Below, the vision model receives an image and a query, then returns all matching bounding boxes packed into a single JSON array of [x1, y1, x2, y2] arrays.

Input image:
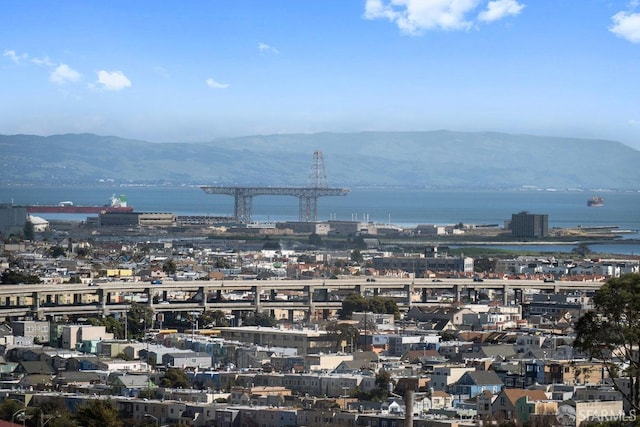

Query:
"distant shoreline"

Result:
[[3, 183, 640, 192]]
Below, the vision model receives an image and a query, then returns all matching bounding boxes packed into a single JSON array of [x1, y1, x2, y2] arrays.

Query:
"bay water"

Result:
[[2, 186, 639, 255]]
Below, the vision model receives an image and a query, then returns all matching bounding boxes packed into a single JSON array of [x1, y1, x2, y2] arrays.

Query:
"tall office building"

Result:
[[511, 211, 549, 238]]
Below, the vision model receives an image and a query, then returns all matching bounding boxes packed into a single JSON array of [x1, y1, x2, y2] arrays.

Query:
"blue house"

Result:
[[450, 370, 503, 398]]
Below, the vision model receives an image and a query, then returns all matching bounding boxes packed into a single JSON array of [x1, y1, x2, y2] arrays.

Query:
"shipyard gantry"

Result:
[[201, 151, 350, 222]]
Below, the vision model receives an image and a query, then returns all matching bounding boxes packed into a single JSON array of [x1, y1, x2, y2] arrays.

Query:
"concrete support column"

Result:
[[454, 285, 462, 303], [421, 288, 429, 303], [31, 291, 40, 309], [513, 288, 524, 305], [503, 285, 510, 306], [32, 291, 41, 319], [145, 288, 153, 308], [252, 285, 261, 312], [306, 285, 315, 321], [98, 289, 106, 310], [404, 284, 412, 305], [198, 286, 207, 310]]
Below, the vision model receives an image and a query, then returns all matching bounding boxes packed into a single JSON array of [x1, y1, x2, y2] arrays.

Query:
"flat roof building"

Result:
[[511, 211, 548, 238]]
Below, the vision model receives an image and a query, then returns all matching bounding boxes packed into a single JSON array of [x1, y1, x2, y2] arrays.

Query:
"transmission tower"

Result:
[[307, 150, 329, 189]]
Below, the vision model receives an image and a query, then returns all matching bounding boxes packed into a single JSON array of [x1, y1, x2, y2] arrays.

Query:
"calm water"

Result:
[[2, 186, 639, 254]]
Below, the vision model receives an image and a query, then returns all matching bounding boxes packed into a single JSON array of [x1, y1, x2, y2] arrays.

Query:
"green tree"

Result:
[[572, 243, 592, 257], [89, 315, 125, 339], [1, 269, 41, 284], [214, 257, 230, 268], [262, 239, 281, 250], [351, 235, 367, 250], [23, 220, 35, 240], [308, 233, 322, 246], [350, 249, 364, 264], [0, 398, 23, 422], [33, 397, 76, 427], [163, 258, 177, 274], [161, 367, 190, 388], [339, 294, 400, 320], [74, 399, 122, 427], [242, 312, 276, 327], [340, 293, 367, 319], [75, 247, 90, 258], [326, 321, 360, 352], [127, 303, 154, 339], [365, 369, 394, 400], [474, 257, 496, 273], [439, 330, 458, 342], [297, 254, 315, 264], [49, 246, 67, 258], [199, 310, 229, 327], [574, 273, 640, 412]]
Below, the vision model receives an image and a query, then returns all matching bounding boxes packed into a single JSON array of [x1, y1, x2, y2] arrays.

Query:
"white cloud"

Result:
[[3, 49, 28, 64], [610, 11, 640, 43], [32, 56, 54, 67], [96, 70, 131, 91], [364, 0, 525, 34], [364, 0, 482, 34], [258, 42, 279, 54], [478, 0, 525, 22], [206, 78, 229, 89], [50, 64, 82, 84]]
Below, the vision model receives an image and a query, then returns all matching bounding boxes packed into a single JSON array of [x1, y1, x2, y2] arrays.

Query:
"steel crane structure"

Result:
[[200, 151, 350, 223]]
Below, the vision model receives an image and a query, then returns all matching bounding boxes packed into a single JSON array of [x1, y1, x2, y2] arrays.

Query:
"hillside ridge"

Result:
[[1, 131, 638, 189]]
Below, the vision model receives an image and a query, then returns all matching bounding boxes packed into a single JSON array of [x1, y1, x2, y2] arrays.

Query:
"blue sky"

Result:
[[3, 0, 640, 150]]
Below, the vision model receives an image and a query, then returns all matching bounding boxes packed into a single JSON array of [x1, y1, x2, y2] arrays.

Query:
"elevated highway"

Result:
[[0, 277, 605, 321]]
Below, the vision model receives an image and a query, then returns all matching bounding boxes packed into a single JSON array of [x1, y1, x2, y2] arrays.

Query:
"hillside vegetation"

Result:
[[1, 131, 638, 189]]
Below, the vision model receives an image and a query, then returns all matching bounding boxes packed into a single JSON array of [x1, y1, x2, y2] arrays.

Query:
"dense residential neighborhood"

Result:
[[0, 214, 639, 426]]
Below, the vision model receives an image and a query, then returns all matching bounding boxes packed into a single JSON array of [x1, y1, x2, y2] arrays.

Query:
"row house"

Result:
[[281, 373, 377, 398], [449, 370, 503, 399]]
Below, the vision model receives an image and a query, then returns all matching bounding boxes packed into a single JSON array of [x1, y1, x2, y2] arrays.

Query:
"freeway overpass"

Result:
[[0, 277, 605, 321]]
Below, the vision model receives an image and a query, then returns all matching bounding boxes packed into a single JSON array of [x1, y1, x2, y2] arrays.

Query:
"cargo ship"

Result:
[[27, 194, 134, 214], [587, 196, 604, 207]]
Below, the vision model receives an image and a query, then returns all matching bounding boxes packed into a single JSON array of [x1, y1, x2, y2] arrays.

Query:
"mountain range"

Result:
[[1, 131, 639, 190]]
